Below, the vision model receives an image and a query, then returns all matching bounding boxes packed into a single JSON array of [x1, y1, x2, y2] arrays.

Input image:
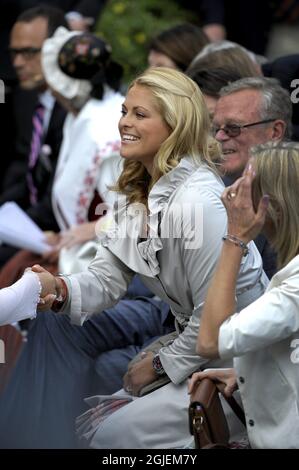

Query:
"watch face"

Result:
[[152, 354, 165, 376]]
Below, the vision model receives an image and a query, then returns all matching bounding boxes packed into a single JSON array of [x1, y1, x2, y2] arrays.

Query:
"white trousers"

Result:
[[89, 381, 246, 449]]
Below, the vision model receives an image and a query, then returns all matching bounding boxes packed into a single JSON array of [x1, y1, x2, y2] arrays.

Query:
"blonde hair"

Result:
[[251, 141, 299, 269], [114, 67, 220, 205]]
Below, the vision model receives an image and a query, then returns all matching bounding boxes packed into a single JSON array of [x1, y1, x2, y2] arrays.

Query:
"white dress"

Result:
[[51, 88, 124, 273], [52, 88, 123, 230], [0, 271, 41, 326]]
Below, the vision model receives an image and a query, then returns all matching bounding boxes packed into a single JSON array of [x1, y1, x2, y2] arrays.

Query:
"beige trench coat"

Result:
[[63, 156, 267, 383]]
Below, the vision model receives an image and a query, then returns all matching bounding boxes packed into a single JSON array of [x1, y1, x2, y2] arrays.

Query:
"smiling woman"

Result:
[[119, 84, 171, 174], [113, 66, 218, 206]]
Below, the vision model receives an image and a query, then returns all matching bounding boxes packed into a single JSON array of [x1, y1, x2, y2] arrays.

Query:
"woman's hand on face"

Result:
[[188, 368, 238, 398], [221, 161, 269, 244]]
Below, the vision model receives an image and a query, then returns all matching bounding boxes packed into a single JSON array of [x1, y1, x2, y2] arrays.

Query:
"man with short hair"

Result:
[[213, 76, 292, 278], [9, 8, 67, 91]]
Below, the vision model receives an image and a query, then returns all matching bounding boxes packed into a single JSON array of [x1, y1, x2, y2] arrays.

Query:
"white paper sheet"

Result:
[[0, 202, 52, 254]]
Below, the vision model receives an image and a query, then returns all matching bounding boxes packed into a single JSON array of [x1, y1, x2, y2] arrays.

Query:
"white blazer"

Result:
[[219, 255, 299, 448]]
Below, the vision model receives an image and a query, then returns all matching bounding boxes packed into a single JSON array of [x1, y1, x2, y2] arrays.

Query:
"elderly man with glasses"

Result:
[[213, 76, 292, 278], [213, 77, 292, 180]]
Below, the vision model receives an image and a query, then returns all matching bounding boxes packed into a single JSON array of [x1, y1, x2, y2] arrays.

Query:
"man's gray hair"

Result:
[[220, 77, 293, 139]]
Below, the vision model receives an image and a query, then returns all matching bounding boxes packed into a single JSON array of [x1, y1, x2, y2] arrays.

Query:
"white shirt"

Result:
[[62, 156, 268, 383], [39, 89, 55, 136], [219, 255, 299, 449], [0, 272, 40, 326]]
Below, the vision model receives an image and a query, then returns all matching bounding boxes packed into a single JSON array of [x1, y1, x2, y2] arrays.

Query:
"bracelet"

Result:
[[51, 277, 68, 313], [222, 234, 249, 256]]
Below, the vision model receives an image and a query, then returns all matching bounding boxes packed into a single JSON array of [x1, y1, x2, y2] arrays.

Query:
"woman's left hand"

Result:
[[123, 352, 157, 396], [188, 368, 238, 398], [222, 161, 269, 244]]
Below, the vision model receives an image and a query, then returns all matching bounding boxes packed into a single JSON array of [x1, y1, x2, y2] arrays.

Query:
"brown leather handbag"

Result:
[[189, 378, 246, 449]]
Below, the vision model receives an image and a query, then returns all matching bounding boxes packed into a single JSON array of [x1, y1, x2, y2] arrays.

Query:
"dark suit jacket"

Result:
[[0, 99, 66, 231]]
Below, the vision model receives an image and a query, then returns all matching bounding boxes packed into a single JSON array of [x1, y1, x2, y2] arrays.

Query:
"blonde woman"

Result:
[[17, 67, 266, 448], [190, 142, 299, 449]]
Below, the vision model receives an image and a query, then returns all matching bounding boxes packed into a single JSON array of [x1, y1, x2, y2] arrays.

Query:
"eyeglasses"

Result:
[[212, 119, 277, 138], [9, 47, 41, 60]]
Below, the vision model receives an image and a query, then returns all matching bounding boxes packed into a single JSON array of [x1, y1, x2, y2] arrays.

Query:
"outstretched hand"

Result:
[[221, 160, 269, 244]]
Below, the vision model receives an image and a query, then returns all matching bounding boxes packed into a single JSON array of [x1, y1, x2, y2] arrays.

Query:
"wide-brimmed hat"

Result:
[[42, 27, 113, 100]]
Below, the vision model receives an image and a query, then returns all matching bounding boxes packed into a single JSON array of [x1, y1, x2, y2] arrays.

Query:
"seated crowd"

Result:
[[0, 4, 298, 450]]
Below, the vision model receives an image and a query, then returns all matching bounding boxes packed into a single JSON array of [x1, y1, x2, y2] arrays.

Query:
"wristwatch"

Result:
[[152, 353, 166, 376]]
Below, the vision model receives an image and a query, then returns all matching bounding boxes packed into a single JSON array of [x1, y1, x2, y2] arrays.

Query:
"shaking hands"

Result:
[[29, 265, 66, 311]]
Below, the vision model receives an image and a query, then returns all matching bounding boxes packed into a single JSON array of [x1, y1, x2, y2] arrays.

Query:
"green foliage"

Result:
[[96, 0, 193, 84]]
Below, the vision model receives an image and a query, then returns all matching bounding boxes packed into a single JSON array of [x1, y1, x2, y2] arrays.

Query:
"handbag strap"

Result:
[[223, 394, 246, 427]]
